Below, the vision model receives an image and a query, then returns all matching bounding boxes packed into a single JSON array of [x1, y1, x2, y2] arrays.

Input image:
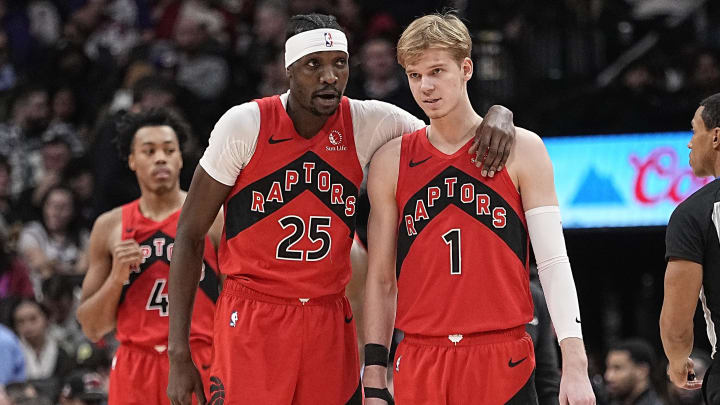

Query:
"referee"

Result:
[[660, 93, 720, 402]]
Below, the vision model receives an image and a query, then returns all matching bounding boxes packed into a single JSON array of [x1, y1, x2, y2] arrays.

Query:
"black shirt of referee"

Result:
[[661, 92, 720, 402]]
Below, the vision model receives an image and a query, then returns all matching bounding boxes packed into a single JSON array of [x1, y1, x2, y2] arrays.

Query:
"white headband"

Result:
[[284, 28, 348, 68]]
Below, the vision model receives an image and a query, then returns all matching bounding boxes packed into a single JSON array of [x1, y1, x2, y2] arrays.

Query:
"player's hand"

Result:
[[168, 354, 206, 405], [668, 357, 703, 390], [110, 240, 142, 285], [468, 104, 515, 177], [559, 366, 595, 405]]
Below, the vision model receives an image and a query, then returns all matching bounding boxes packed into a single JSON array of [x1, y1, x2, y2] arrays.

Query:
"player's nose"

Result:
[[319, 65, 338, 85], [420, 76, 434, 92]]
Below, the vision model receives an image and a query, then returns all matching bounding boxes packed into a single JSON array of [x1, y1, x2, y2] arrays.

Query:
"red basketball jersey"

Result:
[[394, 128, 532, 335], [116, 199, 219, 348], [219, 96, 363, 298]]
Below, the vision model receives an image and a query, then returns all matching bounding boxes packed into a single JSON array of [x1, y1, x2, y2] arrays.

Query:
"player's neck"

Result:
[[138, 186, 185, 221], [427, 98, 481, 154], [286, 93, 329, 139]]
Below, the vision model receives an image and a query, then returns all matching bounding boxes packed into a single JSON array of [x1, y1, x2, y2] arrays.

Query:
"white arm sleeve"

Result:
[[349, 99, 425, 168], [525, 206, 583, 342], [199, 102, 261, 186]]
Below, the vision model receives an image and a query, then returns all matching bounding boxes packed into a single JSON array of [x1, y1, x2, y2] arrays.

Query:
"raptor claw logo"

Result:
[[208, 376, 225, 405]]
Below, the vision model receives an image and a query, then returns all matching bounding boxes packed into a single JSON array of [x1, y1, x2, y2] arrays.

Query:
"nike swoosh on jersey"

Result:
[[508, 356, 527, 368], [344, 314, 353, 323], [269, 134, 293, 144], [409, 156, 431, 167]]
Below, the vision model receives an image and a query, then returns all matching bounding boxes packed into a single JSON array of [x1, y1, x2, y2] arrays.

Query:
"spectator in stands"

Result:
[[0, 221, 34, 300], [0, 322, 25, 386], [173, 10, 229, 102], [49, 86, 89, 147], [0, 85, 51, 197], [18, 185, 89, 283], [0, 29, 18, 112], [255, 51, 288, 98], [58, 370, 107, 405], [11, 298, 74, 383], [17, 128, 78, 222], [41, 275, 83, 356], [0, 155, 20, 227], [4, 381, 52, 405], [345, 36, 423, 119], [604, 339, 665, 405], [62, 157, 94, 229], [91, 75, 179, 218]]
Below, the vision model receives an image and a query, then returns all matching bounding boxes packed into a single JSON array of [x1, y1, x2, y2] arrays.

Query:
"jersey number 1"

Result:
[[442, 229, 462, 275]]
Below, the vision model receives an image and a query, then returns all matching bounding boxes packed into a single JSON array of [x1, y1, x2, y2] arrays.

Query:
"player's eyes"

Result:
[[433, 68, 442, 74], [408, 73, 419, 79], [336, 58, 347, 66]]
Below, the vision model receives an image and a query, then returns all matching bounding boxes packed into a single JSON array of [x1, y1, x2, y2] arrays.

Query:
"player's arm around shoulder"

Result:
[[362, 137, 401, 398], [77, 207, 142, 342]]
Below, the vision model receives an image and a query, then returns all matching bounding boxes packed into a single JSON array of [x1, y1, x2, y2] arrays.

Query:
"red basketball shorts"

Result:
[[393, 326, 537, 405], [108, 340, 212, 405], [208, 280, 362, 404]]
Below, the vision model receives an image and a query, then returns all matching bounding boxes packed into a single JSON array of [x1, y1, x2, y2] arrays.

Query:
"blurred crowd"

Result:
[[0, 0, 717, 404]]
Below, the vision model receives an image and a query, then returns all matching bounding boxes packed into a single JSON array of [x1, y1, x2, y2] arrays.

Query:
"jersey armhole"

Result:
[[120, 201, 138, 240], [395, 133, 414, 223], [341, 97, 364, 178]]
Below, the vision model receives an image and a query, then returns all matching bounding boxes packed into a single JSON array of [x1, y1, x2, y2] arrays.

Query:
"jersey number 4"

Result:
[[146, 279, 169, 316], [442, 229, 462, 275], [276, 216, 332, 261]]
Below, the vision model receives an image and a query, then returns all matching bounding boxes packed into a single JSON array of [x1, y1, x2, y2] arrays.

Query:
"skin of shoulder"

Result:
[[91, 207, 123, 258], [504, 127, 558, 210], [505, 127, 548, 182]]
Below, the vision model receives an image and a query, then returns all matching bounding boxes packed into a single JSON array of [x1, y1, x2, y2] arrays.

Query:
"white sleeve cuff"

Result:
[[526, 206, 583, 341]]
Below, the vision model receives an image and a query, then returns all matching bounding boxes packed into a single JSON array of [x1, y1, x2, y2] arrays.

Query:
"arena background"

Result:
[[0, 0, 719, 403]]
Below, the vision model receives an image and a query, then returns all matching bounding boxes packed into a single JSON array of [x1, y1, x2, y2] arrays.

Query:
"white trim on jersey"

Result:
[[700, 287, 718, 359], [708, 201, 720, 359], [198, 93, 425, 187]]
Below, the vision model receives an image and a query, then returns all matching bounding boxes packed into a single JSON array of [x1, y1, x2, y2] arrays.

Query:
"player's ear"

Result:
[[128, 153, 136, 171], [462, 57, 473, 82], [713, 127, 720, 149]]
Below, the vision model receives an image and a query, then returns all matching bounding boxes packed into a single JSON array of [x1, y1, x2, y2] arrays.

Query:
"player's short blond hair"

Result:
[[396, 13, 472, 68]]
